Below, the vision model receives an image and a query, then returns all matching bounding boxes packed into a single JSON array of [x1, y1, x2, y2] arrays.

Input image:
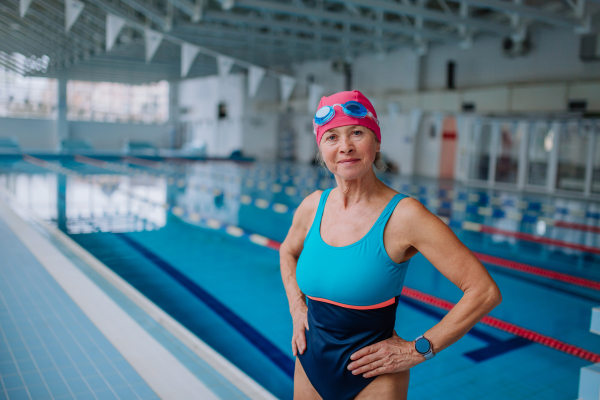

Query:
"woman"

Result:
[[279, 90, 502, 400]]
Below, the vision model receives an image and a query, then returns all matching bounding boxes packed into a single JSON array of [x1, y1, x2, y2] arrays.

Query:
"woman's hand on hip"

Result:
[[347, 330, 423, 378], [291, 303, 309, 357]]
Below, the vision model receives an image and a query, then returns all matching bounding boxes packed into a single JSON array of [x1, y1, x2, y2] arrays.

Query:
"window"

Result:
[[0, 55, 57, 119], [67, 80, 169, 124]]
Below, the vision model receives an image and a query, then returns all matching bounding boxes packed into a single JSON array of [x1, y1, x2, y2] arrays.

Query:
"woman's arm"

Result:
[[279, 190, 321, 356], [348, 198, 502, 376]]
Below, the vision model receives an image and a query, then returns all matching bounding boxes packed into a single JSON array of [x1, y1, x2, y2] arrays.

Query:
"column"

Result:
[[55, 75, 68, 150]]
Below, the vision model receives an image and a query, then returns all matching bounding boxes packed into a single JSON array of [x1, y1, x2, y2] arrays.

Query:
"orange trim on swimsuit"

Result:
[[307, 296, 395, 310]]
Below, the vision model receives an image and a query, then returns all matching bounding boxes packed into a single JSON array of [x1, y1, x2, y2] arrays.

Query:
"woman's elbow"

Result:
[[485, 284, 502, 309]]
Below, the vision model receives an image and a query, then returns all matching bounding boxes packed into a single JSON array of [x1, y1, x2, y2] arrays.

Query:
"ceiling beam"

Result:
[[200, 10, 409, 48], [458, 0, 584, 28], [234, 0, 460, 41], [335, 0, 514, 35]]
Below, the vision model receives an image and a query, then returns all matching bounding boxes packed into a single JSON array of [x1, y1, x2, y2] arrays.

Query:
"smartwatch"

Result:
[[414, 335, 435, 360]]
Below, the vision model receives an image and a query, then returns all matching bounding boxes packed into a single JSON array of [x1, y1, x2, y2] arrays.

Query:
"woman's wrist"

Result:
[[411, 340, 428, 364], [289, 298, 307, 314]]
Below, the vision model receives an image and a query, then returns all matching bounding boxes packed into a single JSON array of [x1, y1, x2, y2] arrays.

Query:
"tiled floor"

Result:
[[0, 218, 160, 400]]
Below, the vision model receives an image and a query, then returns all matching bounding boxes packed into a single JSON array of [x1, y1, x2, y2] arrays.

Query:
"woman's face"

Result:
[[319, 124, 380, 179]]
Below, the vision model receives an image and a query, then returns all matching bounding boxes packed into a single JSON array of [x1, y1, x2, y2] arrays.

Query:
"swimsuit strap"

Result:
[[306, 188, 332, 242], [374, 193, 409, 241]]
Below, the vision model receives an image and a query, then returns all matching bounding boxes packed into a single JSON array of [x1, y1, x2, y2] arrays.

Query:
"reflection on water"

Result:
[[0, 170, 167, 234], [0, 158, 599, 261]]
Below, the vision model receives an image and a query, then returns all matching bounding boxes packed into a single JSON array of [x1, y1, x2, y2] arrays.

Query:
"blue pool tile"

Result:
[[74, 394, 96, 400], [47, 380, 71, 398], [5, 388, 29, 400], [10, 350, 29, 361], [60, 366, 82, 381], [16, 359, 36, 373], [6, 339, 24, 352], [131, 383, 158, 399], [77, 364, 97, 377], [21, 371, 43, 387], [2, 375, 24, 390], [27, 384, 52, 399], [35, 357, 54, 370], [0, 362, 17, 375], [112, 385, 139, 400], [85, 376, 109, 392], [53, 355, 73, 368], [0, 390, 6, 400], [120, 369, 145, 385], [30, 348, 48, 360], [96, 361, 116, 376], [95, 389, 118, 400], [103, 372, 126, 388], [66, 379, 90, 394], [41, 369, 62, 384]]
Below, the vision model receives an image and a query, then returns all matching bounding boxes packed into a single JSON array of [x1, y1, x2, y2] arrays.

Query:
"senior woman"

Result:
[[279, 90, 502, 400]]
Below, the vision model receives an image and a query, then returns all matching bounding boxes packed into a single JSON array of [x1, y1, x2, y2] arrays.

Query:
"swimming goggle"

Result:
[[313, 101, 379, 127]]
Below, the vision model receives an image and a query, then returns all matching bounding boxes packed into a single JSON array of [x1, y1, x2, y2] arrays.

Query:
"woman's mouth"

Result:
[[339, 159, 359, 165]]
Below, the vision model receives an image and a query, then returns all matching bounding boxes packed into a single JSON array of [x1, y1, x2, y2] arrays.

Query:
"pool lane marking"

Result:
[[182, 216, 600, 364], [473, 252, 600, 291], [554, 220, 600, 234], [402, 287, 600, 363], [478, 224, 600, 255], [399, 297, 532, 362], [113, 233, 296, 379]]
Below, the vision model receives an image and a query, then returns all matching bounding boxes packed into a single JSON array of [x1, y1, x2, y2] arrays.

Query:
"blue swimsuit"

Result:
[[296, 188, 411, 400]]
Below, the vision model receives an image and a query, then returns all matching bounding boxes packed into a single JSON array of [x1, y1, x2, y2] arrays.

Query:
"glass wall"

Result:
[[0, 65, 57, 119], [67, 80, 169, 124], [527, 122, 553, 187], [556, 121, 588, 192], [494, 122, 521, 184], [468, 122, 492, 181]]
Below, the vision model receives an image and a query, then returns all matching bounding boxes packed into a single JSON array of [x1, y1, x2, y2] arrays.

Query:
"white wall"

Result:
[[0, 118, 55, 150], [290, 114, 317, 164], [291, 28, 600, 98], [422, 29, 600, 90], [69, 121, 168, 150], [414, 113, 443, 178], [179, 74, 245, 158], [0, 117, 169, 151]]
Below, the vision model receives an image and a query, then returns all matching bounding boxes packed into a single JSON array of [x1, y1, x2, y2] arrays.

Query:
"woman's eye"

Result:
[[352, 131, 363, 136], [327, 135, 336, 140]]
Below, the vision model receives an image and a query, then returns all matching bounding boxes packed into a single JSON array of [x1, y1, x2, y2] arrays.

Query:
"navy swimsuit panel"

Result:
[[298, 296, 400, 400]]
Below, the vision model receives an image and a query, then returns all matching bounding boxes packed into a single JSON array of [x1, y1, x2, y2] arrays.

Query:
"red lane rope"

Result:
[[473, 252, 600, 291], [401, 287, 600, 363], [480, 225, 600, 255], [554, 220, 600, 235]]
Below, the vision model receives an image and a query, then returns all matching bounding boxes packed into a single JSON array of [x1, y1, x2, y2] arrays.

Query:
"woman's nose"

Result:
[[339, 137, 354, 153]]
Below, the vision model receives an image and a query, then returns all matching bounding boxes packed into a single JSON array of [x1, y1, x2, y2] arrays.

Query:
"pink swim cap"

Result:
[[313, 90, 381, 146]]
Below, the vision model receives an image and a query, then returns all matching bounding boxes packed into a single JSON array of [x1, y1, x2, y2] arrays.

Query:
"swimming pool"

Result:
[[2, 154, 600, 399]]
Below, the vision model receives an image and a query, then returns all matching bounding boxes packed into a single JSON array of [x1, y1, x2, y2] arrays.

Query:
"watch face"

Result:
[[415, 337, 431, 354]]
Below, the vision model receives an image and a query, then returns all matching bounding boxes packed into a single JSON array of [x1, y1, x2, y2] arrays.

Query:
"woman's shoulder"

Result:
[[296, 189, 324, 218], [389, 193, 432, 227]]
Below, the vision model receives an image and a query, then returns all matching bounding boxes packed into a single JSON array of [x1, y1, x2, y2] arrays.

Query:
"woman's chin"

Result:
[[334, 167, 367, 180]]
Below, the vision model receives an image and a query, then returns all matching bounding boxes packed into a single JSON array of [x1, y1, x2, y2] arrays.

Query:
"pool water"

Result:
[[2, 155, 600, 400]]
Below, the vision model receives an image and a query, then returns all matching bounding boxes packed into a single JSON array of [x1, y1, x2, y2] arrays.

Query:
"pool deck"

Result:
[[0, 196, 275, 400]]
